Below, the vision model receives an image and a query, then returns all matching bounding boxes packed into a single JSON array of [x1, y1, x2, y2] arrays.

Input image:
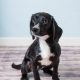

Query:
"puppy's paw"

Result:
[[52, 76, 60, 80], [21, 77, 28, 80], [52, 78, 60, 80], [21, 78, 27, 80], [52, 73, 60, 80]]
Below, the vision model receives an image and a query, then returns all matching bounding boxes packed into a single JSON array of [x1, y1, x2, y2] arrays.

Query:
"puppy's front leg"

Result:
[[32, 60, 41, 80], [52, 58, 60, 80]]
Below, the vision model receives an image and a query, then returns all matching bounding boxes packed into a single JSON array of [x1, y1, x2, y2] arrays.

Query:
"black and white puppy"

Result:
[[12, 12, 63, 80]]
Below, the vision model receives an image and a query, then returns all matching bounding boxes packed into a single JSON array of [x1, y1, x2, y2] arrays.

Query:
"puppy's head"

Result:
[[30, 12, 63, 41], [30, 12, 52, 36]]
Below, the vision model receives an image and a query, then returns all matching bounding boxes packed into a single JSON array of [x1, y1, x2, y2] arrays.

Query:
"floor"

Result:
[[0, 46, 80, 80]]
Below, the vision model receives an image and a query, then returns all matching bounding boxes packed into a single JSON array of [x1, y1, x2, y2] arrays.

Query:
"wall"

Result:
[[0, 0, 80, 37]]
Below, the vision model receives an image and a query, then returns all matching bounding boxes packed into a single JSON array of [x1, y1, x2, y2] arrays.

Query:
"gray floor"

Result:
[[0, 46, 80, 80]]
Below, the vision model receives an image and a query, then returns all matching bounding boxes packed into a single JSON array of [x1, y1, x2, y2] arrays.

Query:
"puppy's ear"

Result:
[[30, 15, 35, 40], [51, 16, 63, 42]]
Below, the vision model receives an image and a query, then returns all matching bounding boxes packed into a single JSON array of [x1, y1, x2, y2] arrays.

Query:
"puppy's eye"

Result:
[[42, 18, 48, 24], [35, 15, 39, 19]]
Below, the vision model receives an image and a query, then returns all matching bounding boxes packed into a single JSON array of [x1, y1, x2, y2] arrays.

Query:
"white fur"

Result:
[[31, 31, 49, 40], [38, 35, 49, 40], [39, 39, 51, 58], [38, 36, 55, 66], [33, 23, 40, 30]]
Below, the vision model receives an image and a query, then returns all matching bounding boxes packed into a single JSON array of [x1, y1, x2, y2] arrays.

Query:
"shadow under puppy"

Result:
[[12, 12, 63, 80]]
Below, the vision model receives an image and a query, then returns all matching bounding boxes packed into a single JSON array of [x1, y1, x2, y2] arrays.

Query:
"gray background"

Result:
[[0, 0, 80, 37]]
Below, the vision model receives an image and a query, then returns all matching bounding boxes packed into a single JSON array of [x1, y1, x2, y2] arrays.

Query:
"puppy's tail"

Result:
[[12, 63, 21, 70]]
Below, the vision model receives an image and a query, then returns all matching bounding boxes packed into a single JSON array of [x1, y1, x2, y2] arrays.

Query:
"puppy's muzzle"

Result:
[[32, 28, 39, 33], [32, 23, 40, 34]]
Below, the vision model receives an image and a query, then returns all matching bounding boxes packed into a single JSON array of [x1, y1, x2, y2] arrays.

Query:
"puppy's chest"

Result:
[[38, 39, 54, 66], [39, 39, 51, 58]]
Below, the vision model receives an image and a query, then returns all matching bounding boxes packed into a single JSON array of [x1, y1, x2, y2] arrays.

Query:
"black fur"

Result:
[[12, 12, 63, 80]]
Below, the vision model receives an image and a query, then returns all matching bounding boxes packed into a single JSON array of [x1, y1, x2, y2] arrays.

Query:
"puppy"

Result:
[[12, 12, 63, 80]]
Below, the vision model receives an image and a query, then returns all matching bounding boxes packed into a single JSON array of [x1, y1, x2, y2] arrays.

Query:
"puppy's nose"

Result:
[[32, 28, 39, 33]]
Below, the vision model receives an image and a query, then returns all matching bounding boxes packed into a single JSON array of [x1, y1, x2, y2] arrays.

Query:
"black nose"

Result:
[[32, 28, 39, 33]]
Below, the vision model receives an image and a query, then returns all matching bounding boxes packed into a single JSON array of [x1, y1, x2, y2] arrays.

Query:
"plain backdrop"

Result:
[[0, 0, 80, 37]]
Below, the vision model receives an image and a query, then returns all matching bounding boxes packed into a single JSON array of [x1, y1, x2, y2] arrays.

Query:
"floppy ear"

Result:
[[30, 15, 35, 40], [51, 17, 63, 42]]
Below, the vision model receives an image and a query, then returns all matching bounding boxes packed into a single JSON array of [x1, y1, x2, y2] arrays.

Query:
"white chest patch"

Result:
[[39, 39, 51, 58], [38, 38, 55, 66]]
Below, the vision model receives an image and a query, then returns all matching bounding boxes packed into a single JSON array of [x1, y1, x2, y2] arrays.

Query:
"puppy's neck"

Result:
[[39, 35, 49, 40], [35, 35, 49, 41]]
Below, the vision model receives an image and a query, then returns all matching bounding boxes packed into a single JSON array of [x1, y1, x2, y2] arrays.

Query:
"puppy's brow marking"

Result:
[[33, 23, 40, 29]]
